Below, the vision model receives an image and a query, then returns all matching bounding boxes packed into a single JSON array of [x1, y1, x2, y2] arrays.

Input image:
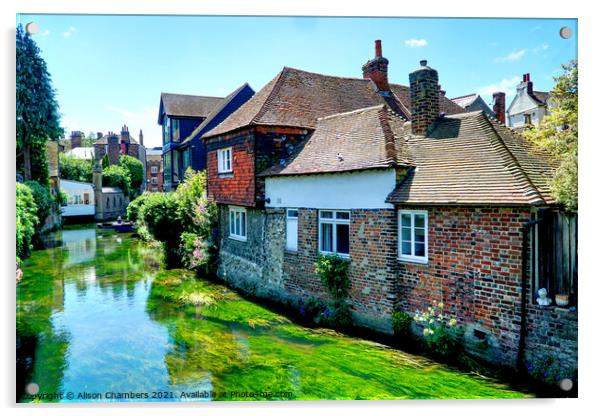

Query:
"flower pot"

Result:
[[555, 294, 569, 307]]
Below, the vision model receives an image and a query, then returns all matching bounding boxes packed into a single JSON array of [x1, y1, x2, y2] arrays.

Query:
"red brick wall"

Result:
[[206, 131, 256, 207]]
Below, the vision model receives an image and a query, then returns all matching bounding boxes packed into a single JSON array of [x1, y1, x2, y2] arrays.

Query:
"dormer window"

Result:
[[217, 147, 233, 173]]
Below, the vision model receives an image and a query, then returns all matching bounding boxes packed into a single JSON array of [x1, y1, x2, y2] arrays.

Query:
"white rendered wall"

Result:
[[265, 169, 396, 210]]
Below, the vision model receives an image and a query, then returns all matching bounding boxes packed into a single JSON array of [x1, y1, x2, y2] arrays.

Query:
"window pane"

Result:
[[401, 213, 411, 227], [241, 212, 246, 236], [415, 214, 425, 228], [235, 213, 241, 235], [402, 227, 411, 241], [287, 209, 299, 218], [230, 211, 235, 234], [336, 211, 350, 220], [336, 224, 350, 255], [320, 223, 333, 252], [415, 227, 425, 243], [286, 217, 298, 251], [320, 211, 333, 219], [402, 241, 412, 255], [415, 242, 425, 257]]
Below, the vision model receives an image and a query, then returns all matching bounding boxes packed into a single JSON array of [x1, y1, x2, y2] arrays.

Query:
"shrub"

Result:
[[16, 183, 38, 259], [414, 301, 463, 359], [314, 254, 352, 328], [127, 192, 155, 223], [180, 232, 211, 270], [24, 180, 54, 226], [103, 165, 131, 196], [315, 254, 350, 299], [119, 155, 144, 192], [139, 193, 183, 265], [525, 355, 576, 386], [391, 310, 413, 337]]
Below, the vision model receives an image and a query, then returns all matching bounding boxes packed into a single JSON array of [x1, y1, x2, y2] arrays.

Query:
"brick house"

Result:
[[202, 41, 577, 374], [145, 147, 164, 192], [93, 125, 147, 193]]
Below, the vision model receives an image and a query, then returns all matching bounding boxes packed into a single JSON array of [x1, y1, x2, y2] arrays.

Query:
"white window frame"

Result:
[[151, 177, 158, 185], [286, 208, 299, 252], [318, 210, 350, 258], [398, 209, 428, 264], [151, 166, 158, 174], [217, 147, 233, 173], [228, 206, 247, 241]]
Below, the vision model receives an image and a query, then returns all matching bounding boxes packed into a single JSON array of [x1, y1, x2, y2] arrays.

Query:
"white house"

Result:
[[60, 180, 95, 217], [507, 73, 550, 129], [64, 147, 95, 160]]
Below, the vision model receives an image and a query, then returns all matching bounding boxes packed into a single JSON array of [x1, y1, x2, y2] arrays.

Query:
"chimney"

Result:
[[70, 131, 83, 149], [522, 73, 533, 95], [438, 84, 446, 97], [139, 129, 144, 147], [492, 92, 506, 125], [362, 39, 390, 92], [409, 60, 440, 135], [120, 125, 129, 143], [97, 132, 103, 140]]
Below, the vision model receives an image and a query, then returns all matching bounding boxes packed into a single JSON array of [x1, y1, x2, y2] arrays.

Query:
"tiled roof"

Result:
[[450, 93, 478, 108], [159, 93, 223, 120], [531, 90, 550, 105], [386, 111, 557, 205], [260, 105, 410, 177], [94, 134, 139, 145], [204, 67, 465, 138], [180, 83, 250, 146]]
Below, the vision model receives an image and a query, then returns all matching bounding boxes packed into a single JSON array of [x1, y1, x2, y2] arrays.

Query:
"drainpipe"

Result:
[[517, 214, 546, 372]]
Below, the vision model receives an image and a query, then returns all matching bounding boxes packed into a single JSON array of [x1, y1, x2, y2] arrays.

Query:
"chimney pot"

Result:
[[420, 60, 428, 67], [375, 39, 382, 58]]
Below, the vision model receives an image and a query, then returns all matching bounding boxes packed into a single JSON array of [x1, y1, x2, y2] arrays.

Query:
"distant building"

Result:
[[93, 125, 147, 193], [60, 180, 95, 217], [146, 147, 164, 192], [451, 93, 496, 118], [507, 73, 550, 130], [64, 147, 95, 160]]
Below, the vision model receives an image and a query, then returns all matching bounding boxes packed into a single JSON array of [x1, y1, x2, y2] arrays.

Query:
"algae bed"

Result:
[[16, 225, 533, 402]]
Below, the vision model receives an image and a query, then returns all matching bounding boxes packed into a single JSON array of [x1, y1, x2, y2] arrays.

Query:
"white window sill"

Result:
[[229, 235, 247, 242], [319, 251, 350, 260], [398, 256, 428, 264], [218, 170, 233, 174]]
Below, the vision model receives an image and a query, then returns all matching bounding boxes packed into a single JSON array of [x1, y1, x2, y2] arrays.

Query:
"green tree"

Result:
[[102, 165, 132, 196], [59, 153, 93, 182], [119, 155, 144, 192], [524, 60, 578, 211], [16, 183, 38, 259], [16, 25, 63, 182]]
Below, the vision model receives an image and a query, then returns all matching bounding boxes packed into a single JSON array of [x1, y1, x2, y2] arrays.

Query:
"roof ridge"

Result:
[[161, 92, 224, 100], [451, 93, 478, 100], [479, 111, 546, 204]]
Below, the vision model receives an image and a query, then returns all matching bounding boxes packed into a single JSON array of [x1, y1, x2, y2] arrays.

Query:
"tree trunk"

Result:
[[23, 145, 31, 181]]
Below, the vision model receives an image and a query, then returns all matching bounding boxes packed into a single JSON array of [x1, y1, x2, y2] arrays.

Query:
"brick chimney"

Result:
[[492, 92, 506, 125], [120, 125, 129, 143], [409, 60, 440, 135], [70, 131, 83, 149], [362, 40, 390, 92], [139, 129, 144, 147], [96, 132, 103, 140]]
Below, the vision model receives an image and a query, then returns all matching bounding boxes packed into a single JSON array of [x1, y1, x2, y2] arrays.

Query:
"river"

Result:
[[16, 224, 531, 402]]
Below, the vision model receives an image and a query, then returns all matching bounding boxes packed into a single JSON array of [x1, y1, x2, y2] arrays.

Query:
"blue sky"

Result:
[[17, 14, 577, 148]]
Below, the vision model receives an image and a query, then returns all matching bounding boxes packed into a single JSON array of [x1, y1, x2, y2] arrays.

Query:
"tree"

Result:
[[16, 25, 63, 182], [119, 155, 144, 192], [524, 60, 578, 212], [102, 165, 132, 196], [59, 153, 93, 182]]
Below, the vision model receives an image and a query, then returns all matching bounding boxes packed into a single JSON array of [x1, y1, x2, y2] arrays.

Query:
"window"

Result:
[[151, 177, 158, 185], [286, 209, 299, 252], [84, 193, 89, 205], [163, 117, 170, 145], [229, 206, 247, 241], [164, 152, 172, 184], [319, 210, 350, 257], [524, 113, 532, 125], [398, 210, 428, 263], [217, 147, 232, 173], [151, 166, 158, 174], [171, 119, 180, 142]]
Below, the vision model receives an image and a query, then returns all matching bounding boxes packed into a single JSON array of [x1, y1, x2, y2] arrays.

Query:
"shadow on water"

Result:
[[17, 225, 534, 402]]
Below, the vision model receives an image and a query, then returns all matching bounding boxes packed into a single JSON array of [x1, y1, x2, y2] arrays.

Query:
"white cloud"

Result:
[[62, 27, 77, 37], [41, 29, 50, 36], [530, 25, 542, 32], [494, 49, 526, 63], [477, 75, 521, 99], [106, 105, 162, 148], [533, 43, 549, 54], [404, 38, 428, 48]]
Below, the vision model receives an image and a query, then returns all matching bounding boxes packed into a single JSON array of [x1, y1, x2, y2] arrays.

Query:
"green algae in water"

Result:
[[17, 225, 533, 402]]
